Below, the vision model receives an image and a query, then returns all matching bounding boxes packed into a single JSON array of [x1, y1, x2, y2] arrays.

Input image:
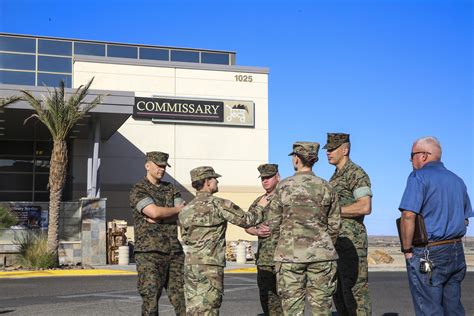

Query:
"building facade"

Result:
[[0, 33, 269, 241]]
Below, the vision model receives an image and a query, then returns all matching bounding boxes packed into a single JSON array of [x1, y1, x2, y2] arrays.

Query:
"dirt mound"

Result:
[[368, 250, 394, 264]]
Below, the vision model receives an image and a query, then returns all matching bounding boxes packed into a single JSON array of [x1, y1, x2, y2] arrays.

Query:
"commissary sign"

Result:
[[133, 97, 255, 127]]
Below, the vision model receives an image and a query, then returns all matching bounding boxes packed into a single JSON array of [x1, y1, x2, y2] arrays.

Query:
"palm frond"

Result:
[[0, 96, 22, 107], [21, 77, 101, 141]]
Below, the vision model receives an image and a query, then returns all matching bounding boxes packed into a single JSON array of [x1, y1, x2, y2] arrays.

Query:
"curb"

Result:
[[1, 265, 472, 279], [225, 267, 257, 273], [0, 269, 136, 279]]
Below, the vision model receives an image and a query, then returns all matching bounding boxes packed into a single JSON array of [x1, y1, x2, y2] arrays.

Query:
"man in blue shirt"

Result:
[[399, 136, 472, 316]]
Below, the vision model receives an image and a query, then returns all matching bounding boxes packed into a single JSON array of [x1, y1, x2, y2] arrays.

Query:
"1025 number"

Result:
[[235, 74, 253, 82]]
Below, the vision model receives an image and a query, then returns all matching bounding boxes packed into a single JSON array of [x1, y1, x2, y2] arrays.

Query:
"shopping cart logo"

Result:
[[226, 104, 249, 123]]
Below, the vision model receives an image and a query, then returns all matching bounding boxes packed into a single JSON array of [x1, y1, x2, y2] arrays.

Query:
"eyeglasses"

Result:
[[410, 151, 431, 160]]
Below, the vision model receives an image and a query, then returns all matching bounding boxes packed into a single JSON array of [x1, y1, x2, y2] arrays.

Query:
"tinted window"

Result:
[[37, 73, 72, 87], [0, 53, 36, 70], [34, 174, 49, 191], [0, 70, 35, 85], [35, 142, 53, 157], [107, 45, 137, 59], [171, 50, 199, 63], [34, 160, 50, 173], [0, 173, 33, 191], [0, 192, 33, 201], [33, 192, 49, 202], [38, 56, 72, 73], [140, 48, 169, 61], [74, 42, 105, 56], [0, 36, 36, 53], [201, 52, 229, 65], [0, 159, 34, 172], [0, 141, 34, 155], [38, 39, 72, 56]]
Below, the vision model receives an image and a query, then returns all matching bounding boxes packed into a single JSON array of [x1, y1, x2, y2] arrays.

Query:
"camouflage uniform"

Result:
[[179, 166, 264, 316], [129, 152, 185, 316], [268, 142, 341, 316], [252, 164, 283, 316], [324, 133, 372, 316]]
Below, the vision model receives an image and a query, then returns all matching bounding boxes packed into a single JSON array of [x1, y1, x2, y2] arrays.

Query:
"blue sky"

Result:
[[1, 0, 472, 236]]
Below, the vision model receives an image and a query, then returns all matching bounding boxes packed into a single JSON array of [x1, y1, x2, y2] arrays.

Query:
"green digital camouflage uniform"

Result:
[[268, 142, 341, 316], [179, 166, 265, 316], [329, 158, 372, 316], [129, 152, 185, 316]]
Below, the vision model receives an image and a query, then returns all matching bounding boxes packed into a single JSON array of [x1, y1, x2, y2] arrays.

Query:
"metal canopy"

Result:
[[0, 84, 134, 141], [0, 83, 135, 199]]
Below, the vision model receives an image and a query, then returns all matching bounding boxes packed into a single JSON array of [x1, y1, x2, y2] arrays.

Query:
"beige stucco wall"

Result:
[[72, 60, 268, 241]]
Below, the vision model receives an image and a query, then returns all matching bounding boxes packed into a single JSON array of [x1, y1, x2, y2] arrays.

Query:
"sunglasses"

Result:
[[410, 151, 431, 160]]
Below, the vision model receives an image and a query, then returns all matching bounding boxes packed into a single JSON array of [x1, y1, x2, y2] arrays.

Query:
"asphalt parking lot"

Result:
[[1, 272, 473, 315]]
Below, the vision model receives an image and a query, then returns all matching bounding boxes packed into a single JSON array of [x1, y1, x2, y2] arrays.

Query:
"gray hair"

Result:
[[413, 136, 442, 160]]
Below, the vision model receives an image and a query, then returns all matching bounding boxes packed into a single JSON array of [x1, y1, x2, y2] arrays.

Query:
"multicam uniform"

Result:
[[179, 192, 264, 316], [268, 171, 341, 316], [130, 178, 185, 316], [250, 193, 283, 316], [329, 159, 372, 316]]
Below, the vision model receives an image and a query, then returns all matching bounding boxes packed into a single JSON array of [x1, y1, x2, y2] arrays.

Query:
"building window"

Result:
[[171, 50, 199, 63], [38, 39, 72, 56], [0, 70, 35, 86], [139, 47, 169, 61], [107, 45, 137, 59], [201, 52, 229, 65], [0, 140, 49, 202], [0, 52, 36, 71], [74, 42, 105, 56], [37, 73, 72, 87], [0, 140, 73, 202], [0, 35, 36, 53], [38, 56, 72, 73]]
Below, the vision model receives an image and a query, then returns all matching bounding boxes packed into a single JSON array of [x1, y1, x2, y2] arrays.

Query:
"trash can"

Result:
[[118, 245, 129, 265], [236, 243, 246, 264]]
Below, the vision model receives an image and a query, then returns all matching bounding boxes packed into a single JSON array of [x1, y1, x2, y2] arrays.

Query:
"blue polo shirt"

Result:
[[399, 161, 473, 241]]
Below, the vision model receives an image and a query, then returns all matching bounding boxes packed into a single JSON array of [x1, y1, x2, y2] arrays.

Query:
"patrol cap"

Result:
[[288, 141, 320, 163], [190, 166, 222, 182], [323, 133, 350, 150], [257, 163, 278, 178], [146, 151, 171, 167]]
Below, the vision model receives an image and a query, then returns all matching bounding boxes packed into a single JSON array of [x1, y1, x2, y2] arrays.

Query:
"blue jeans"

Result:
[[405, 242, 466, 316]]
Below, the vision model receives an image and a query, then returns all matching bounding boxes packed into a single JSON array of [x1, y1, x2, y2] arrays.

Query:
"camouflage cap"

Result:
[[190, 166, 222, 182], [257, 163, 278, 178], [323, 133, 350, 150], [288, 141, 320, 163], [146, 151, 171, 167]]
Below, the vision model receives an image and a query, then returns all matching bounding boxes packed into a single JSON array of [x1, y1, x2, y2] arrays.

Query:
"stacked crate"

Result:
[[107, 220, 128, 264]]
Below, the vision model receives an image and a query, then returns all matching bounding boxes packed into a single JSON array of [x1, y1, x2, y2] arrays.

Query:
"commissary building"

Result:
[[0, 33, 268, 264]]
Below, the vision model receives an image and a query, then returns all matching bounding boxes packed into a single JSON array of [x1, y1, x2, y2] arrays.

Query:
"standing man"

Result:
[[268, 142, 341, 315], [399, 136, 472, 315], [324, 133, 373, 316], [179, 166, 266, 315], [245, 164, 283, 316], [129, 151, 186, 315]]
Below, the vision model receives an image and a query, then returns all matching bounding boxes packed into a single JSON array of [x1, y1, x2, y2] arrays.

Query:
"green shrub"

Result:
[[14, 231, 56, 269], [0, 207, 17, 229]]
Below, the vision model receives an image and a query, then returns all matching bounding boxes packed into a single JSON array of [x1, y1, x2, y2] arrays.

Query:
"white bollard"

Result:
[[236, 243, 246, 264], [118, 245, 129, 265]]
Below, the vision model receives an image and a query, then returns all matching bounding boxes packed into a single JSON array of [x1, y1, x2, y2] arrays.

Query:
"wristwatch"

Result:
[[401, 247, 413, 254]]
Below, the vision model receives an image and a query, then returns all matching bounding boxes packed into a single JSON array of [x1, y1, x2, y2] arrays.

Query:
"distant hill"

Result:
[[369, 236, 474, 251]]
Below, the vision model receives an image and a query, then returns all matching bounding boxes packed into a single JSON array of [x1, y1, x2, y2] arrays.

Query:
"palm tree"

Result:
[[21, 78, 103, 265]]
